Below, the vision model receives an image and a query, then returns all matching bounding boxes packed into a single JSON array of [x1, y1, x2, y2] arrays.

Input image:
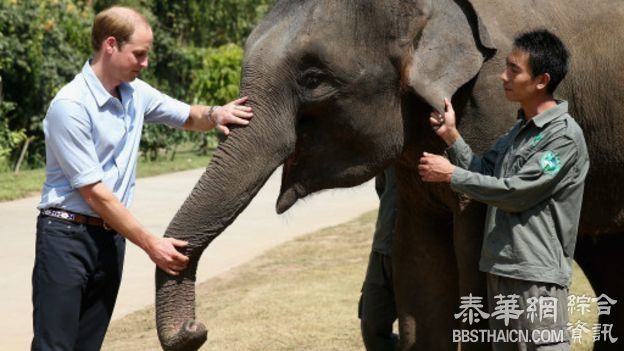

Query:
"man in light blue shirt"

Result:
[[32, 6, 253, 350]]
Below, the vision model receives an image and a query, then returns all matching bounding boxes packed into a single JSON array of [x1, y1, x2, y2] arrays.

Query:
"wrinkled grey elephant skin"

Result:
[[155, 1, 624, 350]]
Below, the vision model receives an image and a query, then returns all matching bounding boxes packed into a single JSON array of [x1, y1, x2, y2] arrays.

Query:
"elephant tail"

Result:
[[155, 260, 207, 351]]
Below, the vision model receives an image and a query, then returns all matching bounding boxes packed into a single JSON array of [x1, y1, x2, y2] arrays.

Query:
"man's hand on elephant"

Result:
[[211, 96, 254, 135], [418, 152, 455, 183], [146, 237, 190, 276], [430, 98, 461, 146]]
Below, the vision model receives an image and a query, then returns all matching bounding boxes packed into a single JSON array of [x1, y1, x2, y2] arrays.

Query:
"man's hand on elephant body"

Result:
[[430, 98, 461, 146], [418, 152, 455, 183], [146, 236, 190, 276], [211, 96, 254, 135], [185, 97, 254, 134]]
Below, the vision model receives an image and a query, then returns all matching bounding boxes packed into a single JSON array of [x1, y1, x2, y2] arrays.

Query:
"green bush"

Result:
[[188, 44, 244, 105], [141, 43, 244, 160], [188, 43, 245, 155], [0, 0, 93, 168], [0, 100, 26, 171], [152, 0, 273, 48]]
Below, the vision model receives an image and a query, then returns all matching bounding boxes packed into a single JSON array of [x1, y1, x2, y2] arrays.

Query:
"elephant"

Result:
[[155, 0, 624, 350]]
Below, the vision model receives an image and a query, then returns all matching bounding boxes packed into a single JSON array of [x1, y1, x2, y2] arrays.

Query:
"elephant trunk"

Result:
[[155, 95, 295, 350]]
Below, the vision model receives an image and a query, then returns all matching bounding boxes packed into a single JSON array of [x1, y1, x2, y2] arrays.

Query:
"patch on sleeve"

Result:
[[532, 132, 545, 146], [540, 151, 562, 175]]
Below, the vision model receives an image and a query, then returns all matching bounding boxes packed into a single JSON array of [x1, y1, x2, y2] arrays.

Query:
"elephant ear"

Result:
[[405, 0, 496, 113]]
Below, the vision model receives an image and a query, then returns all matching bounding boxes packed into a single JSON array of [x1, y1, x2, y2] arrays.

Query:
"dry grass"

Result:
[[568, 262, 598, 350], [103, 211, 598, 350]]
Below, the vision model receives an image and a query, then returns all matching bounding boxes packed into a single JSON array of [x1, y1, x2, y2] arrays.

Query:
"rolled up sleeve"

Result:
[[141, 81, 190, 128], [450, 136, 579, 213], [45, 100, 104, 188]]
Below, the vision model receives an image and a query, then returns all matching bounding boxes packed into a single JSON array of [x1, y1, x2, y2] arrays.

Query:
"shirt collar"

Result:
[[81, 60, 134, 108], [516, 100, 568, 129]]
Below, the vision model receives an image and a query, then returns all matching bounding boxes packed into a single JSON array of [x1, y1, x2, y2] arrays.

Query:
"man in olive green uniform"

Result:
[[418, 30, 589, 351], [359, 166, 398, 350]]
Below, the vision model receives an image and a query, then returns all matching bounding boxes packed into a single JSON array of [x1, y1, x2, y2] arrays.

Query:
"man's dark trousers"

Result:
[[359, 251, 398, 350], [31, 215, 125, 351]]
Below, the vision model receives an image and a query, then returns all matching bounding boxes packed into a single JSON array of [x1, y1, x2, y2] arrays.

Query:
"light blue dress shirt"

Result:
[[38, 61, 190, 217]]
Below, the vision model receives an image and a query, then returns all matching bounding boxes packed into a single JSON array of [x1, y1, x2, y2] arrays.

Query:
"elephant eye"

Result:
[[299, 70, 327, 90], [297, 67, 339, 103]]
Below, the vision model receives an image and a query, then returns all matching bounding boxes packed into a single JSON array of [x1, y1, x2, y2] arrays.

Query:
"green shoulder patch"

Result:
[[540, 151, 562, 175], [532, 133, 545, 146]]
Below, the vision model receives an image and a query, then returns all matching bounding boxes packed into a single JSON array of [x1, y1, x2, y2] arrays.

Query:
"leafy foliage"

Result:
[[0, 100, 26, 171], [139, 43, 245, 160], [0, 0, 93, 168], [188, 44, 244, 105], [152, 0, 273, 47]]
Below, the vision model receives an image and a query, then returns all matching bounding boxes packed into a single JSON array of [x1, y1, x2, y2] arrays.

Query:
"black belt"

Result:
[[40, 208, 113, 231]]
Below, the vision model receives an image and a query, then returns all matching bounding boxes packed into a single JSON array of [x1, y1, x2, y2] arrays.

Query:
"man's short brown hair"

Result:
[[91, 6, 149, 52]]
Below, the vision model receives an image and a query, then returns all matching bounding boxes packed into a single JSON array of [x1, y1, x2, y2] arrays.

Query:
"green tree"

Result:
[[0, 0, 93, 168], [0, 99, 26, 171], [152, 0, 274, 48], [188, 43, 244, 154]]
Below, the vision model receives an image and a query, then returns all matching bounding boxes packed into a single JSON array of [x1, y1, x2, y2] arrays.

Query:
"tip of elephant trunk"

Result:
[[159, 319, 208, 351]]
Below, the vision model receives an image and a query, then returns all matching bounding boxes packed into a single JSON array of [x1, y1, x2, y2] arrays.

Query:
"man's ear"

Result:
[[536, 73, 551, 91], [103, 36, 118, 54]]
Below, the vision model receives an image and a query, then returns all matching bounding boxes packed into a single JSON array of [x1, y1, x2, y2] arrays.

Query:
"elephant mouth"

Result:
[[276, 153, 306, 214], [276, 186, 302, 214], [275, 150, 379, 214]]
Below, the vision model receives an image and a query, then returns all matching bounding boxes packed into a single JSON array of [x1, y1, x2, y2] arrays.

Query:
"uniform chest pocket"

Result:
[[505, 145, 537, 176]]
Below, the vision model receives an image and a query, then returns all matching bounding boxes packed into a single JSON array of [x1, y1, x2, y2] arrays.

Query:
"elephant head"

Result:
[[155, 1, 496, 349]]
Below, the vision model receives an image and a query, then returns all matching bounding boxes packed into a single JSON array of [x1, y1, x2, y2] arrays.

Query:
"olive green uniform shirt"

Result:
[[447, 101, 589, 288], [371, 166, 397, 256]]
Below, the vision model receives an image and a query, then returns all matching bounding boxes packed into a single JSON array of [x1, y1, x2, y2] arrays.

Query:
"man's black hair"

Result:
[[513, 29, 570, 94]]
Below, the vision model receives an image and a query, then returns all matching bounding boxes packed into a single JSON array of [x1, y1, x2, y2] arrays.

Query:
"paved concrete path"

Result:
[[0, 167, 377, 350]]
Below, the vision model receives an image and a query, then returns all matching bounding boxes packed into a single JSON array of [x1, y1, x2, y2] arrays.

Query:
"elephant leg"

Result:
[[452, 200, 490, 351], [394, 206, 459, 351], [575, 232, 624, 351]]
